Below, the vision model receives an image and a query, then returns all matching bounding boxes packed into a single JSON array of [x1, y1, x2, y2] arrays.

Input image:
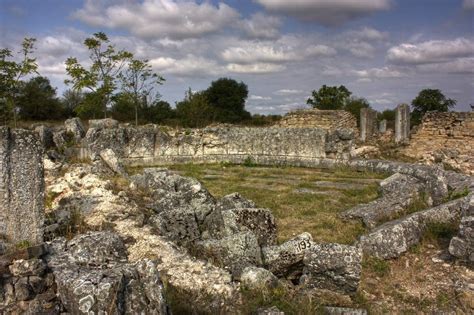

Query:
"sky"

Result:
[[1, 0, 473, 114]]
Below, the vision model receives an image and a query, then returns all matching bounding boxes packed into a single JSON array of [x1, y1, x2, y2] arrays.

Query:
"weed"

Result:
[[363, 256, 390, 277], [423, 222, 458, 244], [45, 190, 61, 209], [16, 240, 31, 249], [243, 156, 256, 167]]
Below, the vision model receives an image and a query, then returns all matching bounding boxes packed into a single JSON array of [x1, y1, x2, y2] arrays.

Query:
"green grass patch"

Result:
[[163, 163, 384, 244]]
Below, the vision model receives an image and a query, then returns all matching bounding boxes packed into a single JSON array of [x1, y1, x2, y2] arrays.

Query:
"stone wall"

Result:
[[404, 111, 474, 175], [278, 109, 357, 131], [0, 127, 44, 246], [82, 125, 355, 166]]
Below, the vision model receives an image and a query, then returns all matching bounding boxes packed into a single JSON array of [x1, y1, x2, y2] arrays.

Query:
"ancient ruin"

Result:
[[0, 110, 473, 314]]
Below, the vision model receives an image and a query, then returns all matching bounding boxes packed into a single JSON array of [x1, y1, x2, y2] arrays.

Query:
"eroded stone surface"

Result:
[[64, 118, 85, 142], [449, 195, 474, 262], [0, 127, 44, 246], [359, 195, 471, 259], [262, 233, 313, 280], [342, 173, 426, 228], [47, 231, 168, 314], [300, 244, 362, 294]]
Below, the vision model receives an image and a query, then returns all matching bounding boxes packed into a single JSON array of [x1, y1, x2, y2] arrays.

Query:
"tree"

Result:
[[205, 78, 250, 123], [176, 89, 214, 128], [379, 109, 396, 122], [74, 91, 105, 119], [62, 89, 85, 118], [411, 89, 456, 125], [16, 76, 64, 120], [144, 100, 175, 124], [65, 32, 133, 118], [307, 85, 352, 110], [0, 38, 38, 126], [344, 97, 370, 126], [118, 58, 165, 126]]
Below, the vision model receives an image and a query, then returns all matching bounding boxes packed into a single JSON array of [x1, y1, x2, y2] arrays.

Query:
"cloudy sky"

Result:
[[1, 0, 473, 114]]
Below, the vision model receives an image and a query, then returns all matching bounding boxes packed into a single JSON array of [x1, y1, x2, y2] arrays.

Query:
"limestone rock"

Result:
[[0, 127, 44, 246], [359, 195, 470, 259], [240, 266, 278, 290], [258, 306, 285, 315], [223, 208, 277, 247], [323, 307, 368, 315], [216, 192, 256, 211], [34, 125, 54, 148], [300, 244, 362, 294], [9, 258, 46, 277], [99, 148, 127, 176], [89, 118, 119, 129], [64, 117, 85, 142], [47, 232, 168, 314], [342, 173, 425, 228], [449, 205, 474, 262], [52, 130, 68, 150], [262, 233, 313, 280], [195, 232, 262, 277]]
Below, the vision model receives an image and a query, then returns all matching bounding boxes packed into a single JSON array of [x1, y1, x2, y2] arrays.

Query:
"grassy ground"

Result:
[[163, 163, 386, 244]]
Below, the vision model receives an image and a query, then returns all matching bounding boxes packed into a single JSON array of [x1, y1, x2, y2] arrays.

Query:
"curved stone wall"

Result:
[[81, 125, 355, 166]]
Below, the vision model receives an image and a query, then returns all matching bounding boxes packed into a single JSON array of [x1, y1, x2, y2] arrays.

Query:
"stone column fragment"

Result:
[[0, 127, 44, 245], [395, 104, 410, 143], [360, 108, 378, 142], [379, 120, 387, 133]]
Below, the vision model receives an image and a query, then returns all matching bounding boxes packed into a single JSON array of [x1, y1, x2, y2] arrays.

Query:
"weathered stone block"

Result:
[[0, 127, 44, 245], [262, 232, 313, 280], [300, 244, 362, 294]]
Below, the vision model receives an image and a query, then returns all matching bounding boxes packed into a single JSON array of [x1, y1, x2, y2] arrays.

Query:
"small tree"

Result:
[[411, 89, 456, 125], [307, 85, 352, 110], [344, 97, 370, 126], [62, 89, 85, 118], [205, 78, 250, 123], [16, 76, 64, 120], [65, 32, 133, 118], [176, 89, 214, 128], [0, 38, 38, 126], [118, 58, 164, 126]]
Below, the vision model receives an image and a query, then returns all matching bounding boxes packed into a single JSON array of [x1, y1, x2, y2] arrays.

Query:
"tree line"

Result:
[[1, 34, 458, 128]]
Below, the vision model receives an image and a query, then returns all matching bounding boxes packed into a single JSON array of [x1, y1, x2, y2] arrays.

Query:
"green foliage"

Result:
[[411, 89, 456, 125], [176, 89, 214, 127], [16, 240, 31, 249], [344, 97, 370, 126], [16, 76, 64, 120], [0, 37, 38, 125], [423, 222, 459, 245], [245, 114, 282, 126], [74, 91, 105, 119], [363, 256, 390, 277], [307, 85, 352, 110], [118, 58, 165, 126], [379, 109, 396, 122], [144, 100, 175, 124], [205, 77, 251, 123], [243, 156, 256, 167], [65, 32, 133, 118], [61, 89, 85, 118]]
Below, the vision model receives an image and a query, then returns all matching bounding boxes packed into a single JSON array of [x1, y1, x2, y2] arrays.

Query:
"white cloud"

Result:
[[240, 13, 281, 39], [221, 44, 297, 64], [274, 89, 304, 95], [346, 41, 376, 58], [255, 0, 391, 26], [249, 95, 272, 100], [353, 66, 406, 81], [150, 55, 223, 76], [74, 0, 240, 40], [347, 27, 388, 41], [227, 63, 286, 74], [463, 0, 474, 10], [387, 38, 474, 64], [417, 58, 474, 74]]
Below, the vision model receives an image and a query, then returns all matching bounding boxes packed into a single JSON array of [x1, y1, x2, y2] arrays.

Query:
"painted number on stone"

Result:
[[295, 240, 311, 252]]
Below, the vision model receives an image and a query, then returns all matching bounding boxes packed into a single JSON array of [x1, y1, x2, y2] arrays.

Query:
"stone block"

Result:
[[0, 127, 44, 245]]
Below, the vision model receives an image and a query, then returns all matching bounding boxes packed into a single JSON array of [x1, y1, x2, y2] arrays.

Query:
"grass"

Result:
[[133, 163, 386, 244]]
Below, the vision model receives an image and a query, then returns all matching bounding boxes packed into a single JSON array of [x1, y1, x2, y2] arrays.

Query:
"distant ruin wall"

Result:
[[0, 127, 44, 245], [404, 111, 474, 174], [82, 126, 355, 166], [279, 109, 357, 131]]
